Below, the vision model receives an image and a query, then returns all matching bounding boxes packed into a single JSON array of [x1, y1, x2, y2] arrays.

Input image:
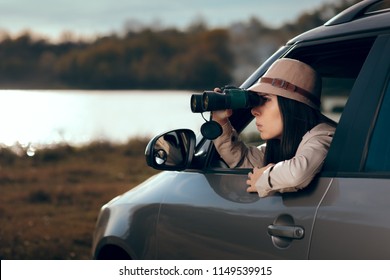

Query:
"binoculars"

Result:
[[190, 88, 265, 113]]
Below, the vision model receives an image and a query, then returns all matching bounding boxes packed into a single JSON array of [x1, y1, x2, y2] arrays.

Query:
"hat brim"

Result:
[[248, 82, 320, 110]]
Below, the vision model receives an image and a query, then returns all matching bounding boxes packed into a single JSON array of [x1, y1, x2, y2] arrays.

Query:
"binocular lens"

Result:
[[203, 94, 209, 110], [190, 94, 204, 113]]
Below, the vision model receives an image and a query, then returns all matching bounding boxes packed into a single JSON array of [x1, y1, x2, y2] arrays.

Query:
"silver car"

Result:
[[92, 0, 390, 259]]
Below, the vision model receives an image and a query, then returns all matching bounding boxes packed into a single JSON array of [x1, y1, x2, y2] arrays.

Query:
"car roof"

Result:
[[287, 0, 390, 45]]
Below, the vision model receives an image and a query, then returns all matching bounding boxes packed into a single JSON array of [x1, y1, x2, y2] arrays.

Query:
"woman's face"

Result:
[[251, 94, 283, 140]]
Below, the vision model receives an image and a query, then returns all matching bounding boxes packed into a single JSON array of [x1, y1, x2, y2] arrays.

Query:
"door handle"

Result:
[[267, 225, 304, 239]]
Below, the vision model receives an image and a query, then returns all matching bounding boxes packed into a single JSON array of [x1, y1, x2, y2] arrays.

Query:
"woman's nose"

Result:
[[251, 106, 261, 116]]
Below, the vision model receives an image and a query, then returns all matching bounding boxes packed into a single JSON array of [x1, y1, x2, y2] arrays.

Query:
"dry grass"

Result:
[[0, 139, 159, 259]]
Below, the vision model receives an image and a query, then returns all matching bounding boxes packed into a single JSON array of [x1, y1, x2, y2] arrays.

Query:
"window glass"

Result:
[[365, 81, 390, 172], [321, 77, 353, 122]]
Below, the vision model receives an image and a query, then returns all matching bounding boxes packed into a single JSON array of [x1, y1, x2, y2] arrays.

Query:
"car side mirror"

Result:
[[145, 129, 196, 171]]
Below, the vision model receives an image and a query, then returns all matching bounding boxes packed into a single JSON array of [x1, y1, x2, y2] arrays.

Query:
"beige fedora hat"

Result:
[[248, 58, 321, 110]]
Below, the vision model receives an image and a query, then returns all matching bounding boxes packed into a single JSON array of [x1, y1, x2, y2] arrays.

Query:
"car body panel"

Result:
[[93, 172, 177, 259], [310, 178, 390, 259], [156, 171, 333, 259]]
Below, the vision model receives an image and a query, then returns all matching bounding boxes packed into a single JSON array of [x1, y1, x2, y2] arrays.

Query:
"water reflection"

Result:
[[0, 90, 206, 147], [0, 90, 345, 149]]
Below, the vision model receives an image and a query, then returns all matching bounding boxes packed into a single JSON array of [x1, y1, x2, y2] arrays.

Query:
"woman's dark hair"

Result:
[[264, 96, 322, 165]]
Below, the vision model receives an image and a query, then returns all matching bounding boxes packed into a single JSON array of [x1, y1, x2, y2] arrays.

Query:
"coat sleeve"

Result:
[[213, 121, 265, 168], [255, 124, 335, 197]]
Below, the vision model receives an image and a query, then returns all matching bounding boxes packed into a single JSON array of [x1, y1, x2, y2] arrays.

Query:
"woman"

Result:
[[212, 58, 336, 197]]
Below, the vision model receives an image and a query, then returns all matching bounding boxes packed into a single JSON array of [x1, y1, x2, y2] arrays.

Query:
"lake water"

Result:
[[0, 90, 207, 148]]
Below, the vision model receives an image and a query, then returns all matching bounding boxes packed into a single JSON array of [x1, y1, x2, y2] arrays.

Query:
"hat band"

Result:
[[260, 77, 320, 108]]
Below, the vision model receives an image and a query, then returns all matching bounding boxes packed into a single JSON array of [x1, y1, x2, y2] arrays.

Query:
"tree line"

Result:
[[0, 0, 358, 90], [0, 28, 233, 90]]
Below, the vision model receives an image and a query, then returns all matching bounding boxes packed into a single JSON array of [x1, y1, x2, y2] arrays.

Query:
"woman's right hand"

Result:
[[211, 87, 233, 126], [212, 109, 232, 125]]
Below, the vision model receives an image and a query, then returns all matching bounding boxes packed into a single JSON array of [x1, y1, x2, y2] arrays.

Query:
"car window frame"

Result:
[[201, 34, 387, 175], [323, 33, 390, 177], [363, 77, 390, 174]]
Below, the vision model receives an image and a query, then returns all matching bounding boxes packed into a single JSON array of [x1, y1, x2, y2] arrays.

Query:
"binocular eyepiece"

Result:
[[190, 88, 265, 113]]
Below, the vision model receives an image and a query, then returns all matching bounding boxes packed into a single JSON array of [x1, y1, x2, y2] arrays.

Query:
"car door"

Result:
[[310, 34, 390, 259], [155, 168, 331, 259]]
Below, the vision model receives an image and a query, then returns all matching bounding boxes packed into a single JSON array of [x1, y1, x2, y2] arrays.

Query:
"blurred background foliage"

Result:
[[0, 0, 358, 90]]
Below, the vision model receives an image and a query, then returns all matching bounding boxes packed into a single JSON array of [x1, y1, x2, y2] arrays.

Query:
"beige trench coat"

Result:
[[213, 122, 336, 197]]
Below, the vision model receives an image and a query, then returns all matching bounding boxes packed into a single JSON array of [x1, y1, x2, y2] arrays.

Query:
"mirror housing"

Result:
[[145, 129, 196, 171]]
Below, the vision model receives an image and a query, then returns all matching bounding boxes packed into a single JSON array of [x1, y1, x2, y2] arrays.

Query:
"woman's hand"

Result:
[[211, 87, 233, 126], [246, 164, 274, 193]]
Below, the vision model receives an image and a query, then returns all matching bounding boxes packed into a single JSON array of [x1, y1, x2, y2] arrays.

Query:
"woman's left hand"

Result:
[[246, 164, 274, 193]]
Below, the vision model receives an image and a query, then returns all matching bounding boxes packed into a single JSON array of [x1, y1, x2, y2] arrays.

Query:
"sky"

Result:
[[0, 0, 339, 40]]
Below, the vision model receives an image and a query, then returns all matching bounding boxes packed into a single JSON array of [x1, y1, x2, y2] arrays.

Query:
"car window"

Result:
[[236, 37, 376, 160], [364, 80, 390, 172], [208, 36, 377, 170]]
